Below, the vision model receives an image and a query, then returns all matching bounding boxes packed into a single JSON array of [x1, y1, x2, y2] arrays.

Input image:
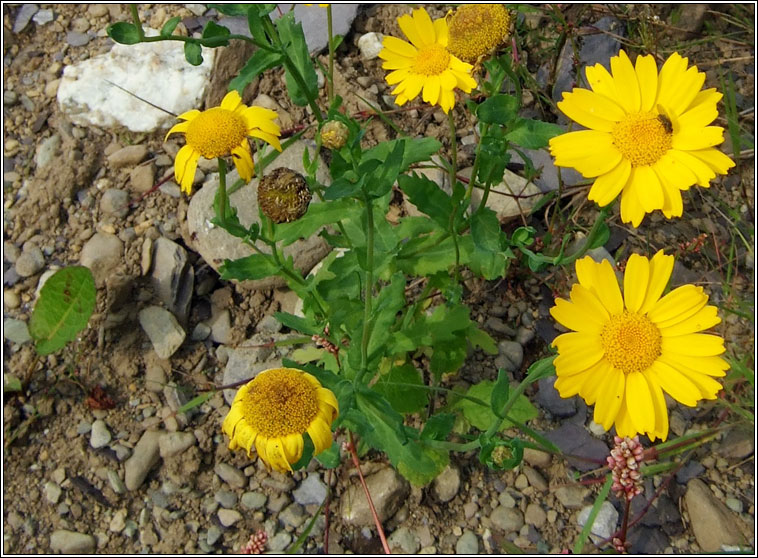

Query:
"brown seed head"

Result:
[[257, 168, 312, 224]]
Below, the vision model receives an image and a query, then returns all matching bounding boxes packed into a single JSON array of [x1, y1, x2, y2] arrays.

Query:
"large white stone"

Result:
[[57, 29, 214, 132]]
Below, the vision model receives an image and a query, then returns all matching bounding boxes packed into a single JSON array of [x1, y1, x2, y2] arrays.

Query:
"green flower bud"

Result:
[[320, 120, 349, 150]]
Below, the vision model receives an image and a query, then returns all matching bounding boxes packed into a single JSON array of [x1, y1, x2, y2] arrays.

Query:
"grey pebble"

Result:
[[485, 316, 516, 336], [495, 340, 524, 372], [389, 526, 421, 554], [108, 145, 148, 168], [432, 464, 460, 503], [268, 532, 292, 552], [66, 31, 91, 47], [34, 134, 60, 169], [3, 318, 31, 345], [113, 444, 132, 462], [19, 94, 34, 112], [107, 470, 127, 495], [577, 501, 618, 542], [544, 423, 608, 472], [15, 245, 45, 277], [151, 490, 169, 509], [50, 530, 96, 554], [100, 189, 130, 218], [490, 506, 524, 533], [13, 4, 39, 33], [159, 431, 196, 458], [256, 314, 282, 334], [4, 90, 18, 106], [515, 326, 535, 346], [218, 508, 242, 527], [241, 491, 267, 510], [190, 322, 211, 341], [124, 430, 162, 491], [676, 461, 705, 484], [32, 9, 53, 25], [90, 419, 112, 449], [206, 525, 223, 546], [455, 530, 479, 554], [79, 232, 123, 285], [44, 481, 62, 504], [498, 491, 516, 508], [76, 420, 92, 435], [215, 463, 246, 489], [725, 497, 743, 514], [215, 490, 237, 510], [138, 307, 185, 360], [123, 520, 138, 539], [292, 474, 327, 506]]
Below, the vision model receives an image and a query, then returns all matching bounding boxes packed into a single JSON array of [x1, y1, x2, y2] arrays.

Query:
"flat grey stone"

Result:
[[217, 508, 242, 527], [206, 525, 222, 546], [214, 490, 237, 510], [684, 478, 744, 552], [50, 530, 96, 554], [100, 189, 129, 218], [577, 501, 618, 543], [432, 464, 460, 503], [66, 31, 90, 47], [490, 506, 524, 533], [292, 474, 327, 506], [44, 481, 62, 504], [15, 245, 45, 277], [268, 532, 292, 552], [455, 530, 479, 554], [107, 145, 148, 168], [536, 376, 577, 418], [241, 491, 267, 510], [124, 430, 162, 491], [495, 340, 524, 373], [138, 306, 185, 359], [89, 419, 112, 449], [13, 4, 38, 33], [389, 526, 420, 554], [340, 466, 408, 526], [544, 423, 608, 472], [35, 134, 61, 169], [279, 503, 306, 529], [3, 318, 31, 345], [215, 463, 246, 489], [79, 232, 123, 286], [159, 431, 196, 458]]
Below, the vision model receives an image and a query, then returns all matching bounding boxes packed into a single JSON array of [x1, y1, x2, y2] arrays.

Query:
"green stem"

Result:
[[446, 111, 462, 282], [355, 195, 375, 387], [217, 158, 229, 220], [129, 4, 145, 41], [327, 4, 335, 104], [465, 122, 490, 209]]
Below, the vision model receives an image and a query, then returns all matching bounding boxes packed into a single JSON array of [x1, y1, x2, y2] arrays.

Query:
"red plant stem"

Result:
[[323, 468, 332, 554], [346, 432, 391, 554]]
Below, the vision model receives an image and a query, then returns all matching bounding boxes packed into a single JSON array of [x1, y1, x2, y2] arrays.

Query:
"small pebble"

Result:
[[217, 508, 242, 527], [90, 420, 112, 449]]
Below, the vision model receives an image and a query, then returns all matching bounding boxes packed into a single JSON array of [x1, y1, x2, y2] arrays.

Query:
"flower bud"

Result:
[[320, 120, 349, 150], [257, 168, 312, 224]]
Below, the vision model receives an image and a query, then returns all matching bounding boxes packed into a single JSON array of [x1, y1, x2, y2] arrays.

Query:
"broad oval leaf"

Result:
[[107, 22, 141, 45], [29, 267, 96, 356], [477, 94, 519, 125]]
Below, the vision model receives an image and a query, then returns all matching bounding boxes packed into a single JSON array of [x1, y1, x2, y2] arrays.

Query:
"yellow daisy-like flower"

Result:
[[550, 251, 728, 441], [222, 367, 339, 473], [447, 4, 511, 64], [549, 50, 735, 227], [164, 90, 282, 195], [378, 7, 477, 114]]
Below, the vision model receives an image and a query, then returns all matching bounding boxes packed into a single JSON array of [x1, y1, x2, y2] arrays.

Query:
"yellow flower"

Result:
[[222, 367, 339, 473], [549, 50, 735, 227], [550, 251, 728, 441], [447, 4, 511, 64], [164, 90, 282, 195], [378, 7, 477, 114]]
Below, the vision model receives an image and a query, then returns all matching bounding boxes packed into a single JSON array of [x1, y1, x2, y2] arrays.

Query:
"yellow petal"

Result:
[[634, 53, 659, 112], [231, 143, 254, 183], [593, 365, 625, 430], [397, 13, 424, 48], [307, 415, 334, 454], [411, 7, 436, 46], [649, 359, 702, 406], [552, 332, 605, 375], [675, 366, 723, 399], [623, 253, 650, 312], [643, 370, 669, 441], [656, 52, 689, 110], [174, 144, 200, 195], [613, 397, 638, 438], [587, 157, 631, 206], [422, 74, 441, 106], [660, 353, 729, 378], [630, 165, 664, 213], [610, 50, 641, 113], [619, 181, 646, 227], [665, 66, 706, 116], [655, 151, 698, 190], [433, 16, 448, 46], [550, 297, 603, 333], [685, 87, 722, 114], [667, 150, 716, 187], [558, 88, 625, 131], [625, 371, 655, 435], [647, 284, 707, 325], [687, 148, 735, 175], [678, 100, 718, 129], [585, 62, 618, 102], [164, 120, 190, 142], [281, 433, 304, 465], [249, 129, 282, 152], [176, 109, 201, 122], [638, 250, 674, 314], [673, 126, 725, 151], [220, 90, 242, 111], [575, 257, 624, 316], [569, 284, 611, 324], [659, 305, 720, 336], [661, 333, 725, 357], [381, 35, 418, 58]]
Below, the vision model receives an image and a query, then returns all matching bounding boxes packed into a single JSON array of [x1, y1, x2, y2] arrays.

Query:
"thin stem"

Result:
[[355, 195, 375, 386], [347, 432, 391, 554], [129, 4, 145, 41], [327, 4, 335, 103], [447, 111, 461, 282], [465, 122, 490, 208], [217, 158, 229, 220]]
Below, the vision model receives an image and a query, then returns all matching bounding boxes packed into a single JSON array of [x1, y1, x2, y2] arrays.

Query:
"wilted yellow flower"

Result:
[[549, 50, 735, 227], [222, 367, 339, 473], [378, 7, 477, 113], [164, 91, 282, 195], [550, 251, 728, 441], [447, 4, 511, 64]]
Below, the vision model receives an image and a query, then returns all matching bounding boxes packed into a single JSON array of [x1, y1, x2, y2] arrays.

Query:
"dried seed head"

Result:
[[257, 168, 312, 224], [320, 120, 349, 150]]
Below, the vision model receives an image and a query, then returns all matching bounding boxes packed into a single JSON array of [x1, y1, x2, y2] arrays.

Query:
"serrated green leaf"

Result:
[[219, 254, 280, 281], [477, 94, 519, 125], [275, 312, 320, 336], [184, 42, 203, 66], [229, 48, 284, 93], [374, 363, 428, 414], [160, 16, 181, 38], [315, 440, 341, 468], [491, 369, 511, 419], [467, 326, 498, 355], [471, 207, 503, 252], [505, 118, 564, 149], [29, 267, 96, 356], [274, 198, 361, 245], [397, 173, 454, 230], [421, 413, 455, 441], [362, 137, 441, 171], [322, 175, 363, 201], [277, 13, 318, 107], [455, 380, 537, 432], [107, 22, 141, 45]]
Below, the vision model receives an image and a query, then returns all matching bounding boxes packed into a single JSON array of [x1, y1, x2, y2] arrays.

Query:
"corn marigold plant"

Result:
[[550, 251, 728, 441], [379, 7, 477, 113], [549, 50, 735, 227], [164, 90, 282, 195]]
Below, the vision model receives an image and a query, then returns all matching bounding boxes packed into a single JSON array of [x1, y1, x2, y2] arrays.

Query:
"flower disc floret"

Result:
[[549, 50, 735, 227], [185, 108, 248, 159], [549, 251, 728, 441], [222, 368, 339, 473], [447, 4, 511, 63], [378, 7, 477, 114]]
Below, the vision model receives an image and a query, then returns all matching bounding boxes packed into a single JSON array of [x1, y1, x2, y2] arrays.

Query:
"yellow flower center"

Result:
[[448, 4, 511, 64], [611, 111, 672, 167], [413, 43, 451, 76], [185, 107, 248, 159], [601, 311, 662, 374], [241, 369, 318, 438]]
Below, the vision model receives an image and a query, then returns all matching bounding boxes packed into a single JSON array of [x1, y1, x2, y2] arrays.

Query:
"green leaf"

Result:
[[322, 175, 363, 201], [219, 254, 280, 281], [364, 141, 405, 198], [470, 207, 503, 252], [455, 380, 538, 432], [467, 326, 498, 355], [178, 391, 215, 414], [207, 4, 252, 16], [397, 173, 454, 230], [291, 433, 315, 470], [477, 94, 519, 125], [229, 48, 284, 94], [315, 440, 341, 468], [184, 42, 203, 66], [247, 8, 270, 45], [505, 118, 564, 149], [107, 22, 141, 45], [421, 413, 455, 441], [275, 312, 320, 336], [477, 126, 510, 186], [374, 364, 428, 414], [491, 369, 511, 419], [573, 475, 613, 554], [367, 273, 406, 359], [277, 13, 318, 107], [160, 16, 181, 38], [362, 137, 441, 171], [201, 21, 231, 46], [4, 374, 22, 392], [29, 267, 96, 356], [274, 198, 361, 245]]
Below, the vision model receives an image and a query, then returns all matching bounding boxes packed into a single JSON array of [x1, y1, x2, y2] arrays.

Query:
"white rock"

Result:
[[57, 29, 214, 132], [358, 32, 385, 60]]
